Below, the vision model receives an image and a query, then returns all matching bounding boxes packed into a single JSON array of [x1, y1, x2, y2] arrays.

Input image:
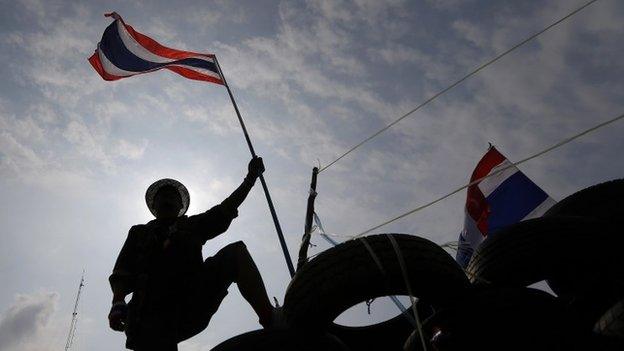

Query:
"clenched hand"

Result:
[[247, 156, 265, 180], [108, 302, 128, 332]]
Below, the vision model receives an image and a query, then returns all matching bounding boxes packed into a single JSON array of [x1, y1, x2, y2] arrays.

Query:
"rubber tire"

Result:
[[415, 286, 587, 351], [543, 179, 624, 296], [283, 234, 470, 330], [595, 299, 624, 339], [591, 298, 624, 351], [544, 178, 624, 222], [466, 216, 624, 328], [210, 328, 349, 351], [403, 328, 424, 351], [466, 216, 623, 288]]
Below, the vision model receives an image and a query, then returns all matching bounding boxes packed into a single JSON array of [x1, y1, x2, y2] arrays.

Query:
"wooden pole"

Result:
[[297, 167, 318, 270]]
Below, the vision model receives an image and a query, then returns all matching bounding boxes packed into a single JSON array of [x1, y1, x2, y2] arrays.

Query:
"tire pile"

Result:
[[212, 179, 624, 351]]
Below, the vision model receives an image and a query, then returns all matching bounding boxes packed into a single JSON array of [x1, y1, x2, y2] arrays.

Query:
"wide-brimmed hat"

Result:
[[145, 178, 190, 217]]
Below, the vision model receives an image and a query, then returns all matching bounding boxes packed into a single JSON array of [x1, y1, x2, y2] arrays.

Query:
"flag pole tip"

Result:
[[104, 12, 120, 20]]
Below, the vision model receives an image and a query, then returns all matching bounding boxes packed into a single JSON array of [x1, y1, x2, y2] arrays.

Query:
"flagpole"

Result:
[[213, 55, 296, 278]]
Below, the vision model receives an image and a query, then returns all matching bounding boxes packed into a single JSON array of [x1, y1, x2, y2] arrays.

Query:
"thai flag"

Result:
[[456, 146, 556, 268], [88, 12, 223, 85]]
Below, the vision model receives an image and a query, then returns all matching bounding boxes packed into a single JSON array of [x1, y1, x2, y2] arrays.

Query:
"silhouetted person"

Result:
[[108, 157, 278, 351]]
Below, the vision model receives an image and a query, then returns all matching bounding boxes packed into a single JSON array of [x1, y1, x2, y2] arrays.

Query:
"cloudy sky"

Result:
[[1, 0, 623, 350]]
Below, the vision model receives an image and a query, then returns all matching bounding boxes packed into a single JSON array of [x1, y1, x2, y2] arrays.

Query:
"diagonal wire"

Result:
[[318, 0, 600, 174], [353, 112, 624, 238]]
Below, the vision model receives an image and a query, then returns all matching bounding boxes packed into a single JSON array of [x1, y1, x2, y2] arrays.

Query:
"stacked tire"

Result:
[[211, 179, 624, 350]]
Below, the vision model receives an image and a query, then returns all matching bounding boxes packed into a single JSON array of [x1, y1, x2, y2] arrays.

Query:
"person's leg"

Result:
[[204, 241, 273, 327], [228, 241, 274, 326]]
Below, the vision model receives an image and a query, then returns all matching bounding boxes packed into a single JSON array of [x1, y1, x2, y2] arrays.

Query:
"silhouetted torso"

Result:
[[110, 204, 238, 348]]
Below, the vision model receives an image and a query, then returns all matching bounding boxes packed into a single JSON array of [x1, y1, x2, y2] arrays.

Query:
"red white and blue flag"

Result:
[[88, 12, 223, 85], [456, 146, 556, 268]]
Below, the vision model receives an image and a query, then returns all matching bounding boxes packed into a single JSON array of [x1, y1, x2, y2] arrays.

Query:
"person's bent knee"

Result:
[[217, 241, 249, 267], [217, 241, 248, 281], [225, 240, 248, 257], [229, 240, 246, 251]]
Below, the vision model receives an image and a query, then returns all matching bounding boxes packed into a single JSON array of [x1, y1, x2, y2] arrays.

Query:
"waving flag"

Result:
[[88, 12, 223, 84], [456, 146, 556, 268]]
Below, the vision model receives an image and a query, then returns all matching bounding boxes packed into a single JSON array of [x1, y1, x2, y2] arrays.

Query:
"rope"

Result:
[[386, 234, 428, 351], [318, 0, 600, 174], [358, 236, 421, 332], [353, 112, 624, 238]]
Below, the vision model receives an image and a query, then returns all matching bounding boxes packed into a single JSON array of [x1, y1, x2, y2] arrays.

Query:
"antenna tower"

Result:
[[64, 271, 85, 351]]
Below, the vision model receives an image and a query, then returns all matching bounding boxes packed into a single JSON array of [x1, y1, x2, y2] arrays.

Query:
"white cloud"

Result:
[[63, 119, 114, 171], [17, 0, 47, 22], [374, 44, 421, 65], [181, 103, 239, 136], [115, 139, 148, 160], [0, 291, 58, 351], [185, 2, 247, 29], [0, 125, 92, 191], [310, 0, 408, 28], [453, 20, 488, 49], [0, 131, 46, 174]]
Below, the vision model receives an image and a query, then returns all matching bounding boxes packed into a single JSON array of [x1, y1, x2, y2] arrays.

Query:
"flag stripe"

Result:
[[477, 159, 519, 197], [522, 197, 557, 220], [170, 64, 221, 80], [485, 171, 549, 234], [88, 51, 126, 81], [465, 146, 507, 234], [97, 44, 140, 77], [165, 65, 224, 84], [115, 20, 173, 64], [456, 234, 474, 268], [469, 147, 506, 183], [466, 185, 489, 234]]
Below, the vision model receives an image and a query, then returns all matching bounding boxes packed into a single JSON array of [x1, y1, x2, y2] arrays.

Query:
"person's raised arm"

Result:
[[187, 157, 265, 243], [221, 156, 265, 213]]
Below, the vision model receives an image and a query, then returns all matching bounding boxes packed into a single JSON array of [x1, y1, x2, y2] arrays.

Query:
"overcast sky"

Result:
[[1, 0, 623, 350]]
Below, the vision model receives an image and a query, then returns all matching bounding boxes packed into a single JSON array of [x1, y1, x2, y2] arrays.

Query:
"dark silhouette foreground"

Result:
[[108, 157, 276, 351]]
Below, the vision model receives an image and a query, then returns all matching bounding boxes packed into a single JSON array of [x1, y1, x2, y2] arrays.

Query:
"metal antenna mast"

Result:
[[65, 271, 85, 351]]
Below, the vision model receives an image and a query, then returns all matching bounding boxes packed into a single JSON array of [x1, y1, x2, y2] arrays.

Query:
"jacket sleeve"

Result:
[[186, 204, 238, 244], [109, 226, 139, 296]]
